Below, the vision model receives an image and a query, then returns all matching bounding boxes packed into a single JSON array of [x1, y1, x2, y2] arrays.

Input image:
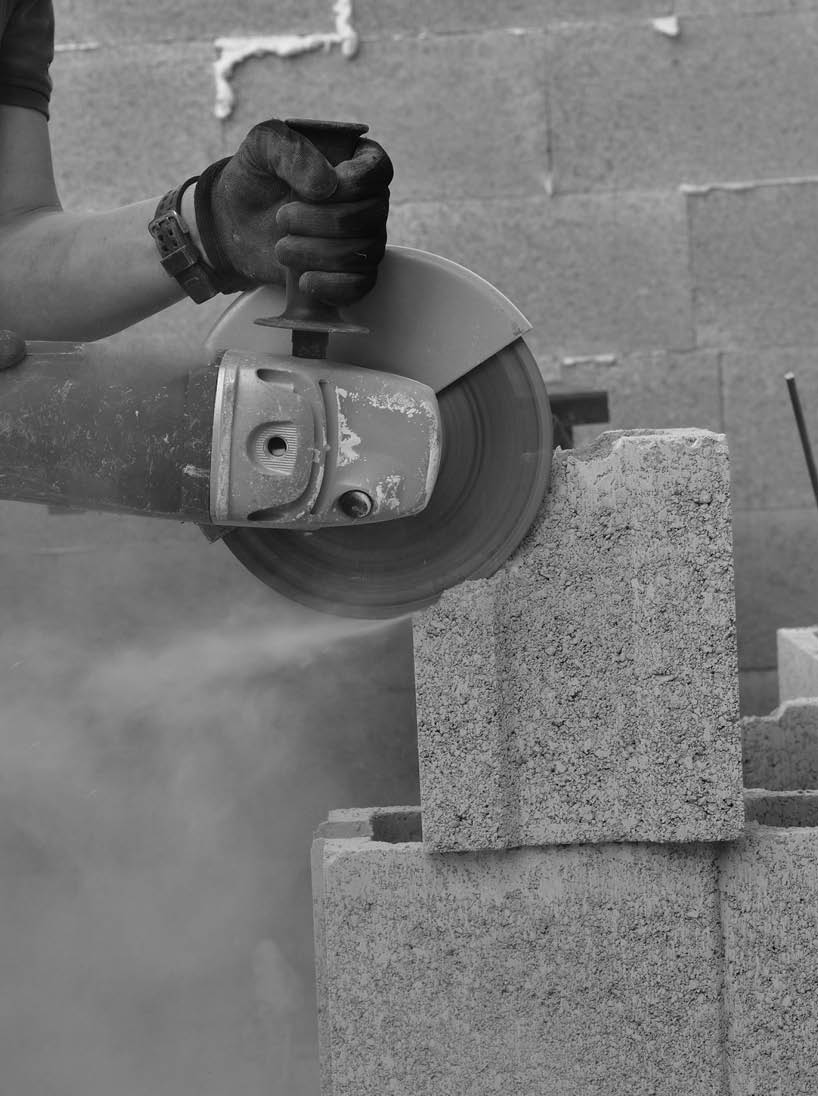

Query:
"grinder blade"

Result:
[[218, 338, 553, 618]]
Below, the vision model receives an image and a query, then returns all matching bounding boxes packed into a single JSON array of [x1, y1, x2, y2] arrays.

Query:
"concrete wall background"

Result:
[[3, 1, 817, 1092]]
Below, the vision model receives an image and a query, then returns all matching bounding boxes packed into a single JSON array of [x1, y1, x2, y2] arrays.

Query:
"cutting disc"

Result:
[[218, 337, 553, 618]]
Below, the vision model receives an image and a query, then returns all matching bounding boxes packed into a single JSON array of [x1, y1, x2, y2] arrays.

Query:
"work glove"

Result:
[[193, 119, 392, 304], [0, 330, 26, 370]]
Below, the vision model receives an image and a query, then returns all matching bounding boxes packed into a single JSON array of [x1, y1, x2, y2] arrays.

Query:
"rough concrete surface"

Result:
[[413, 429, 744, 851], [743, 699, 818, 789], [312, 808, 725, 1096], [721, 818, 818, 1094], [777, 626, 818, 702]]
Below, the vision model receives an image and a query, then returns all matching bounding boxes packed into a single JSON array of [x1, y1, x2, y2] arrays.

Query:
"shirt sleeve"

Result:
[[0, 0, 54, 118]]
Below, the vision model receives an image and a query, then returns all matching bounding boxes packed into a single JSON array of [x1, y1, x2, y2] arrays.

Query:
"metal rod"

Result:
[[786, 371, 818, 509]]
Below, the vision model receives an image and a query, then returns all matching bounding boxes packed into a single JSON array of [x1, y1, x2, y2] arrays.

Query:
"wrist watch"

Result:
[[149, 177, 218, 304]]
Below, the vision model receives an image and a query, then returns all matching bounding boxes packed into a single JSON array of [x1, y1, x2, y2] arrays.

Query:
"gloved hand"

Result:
[[193, 119, 392, 304]]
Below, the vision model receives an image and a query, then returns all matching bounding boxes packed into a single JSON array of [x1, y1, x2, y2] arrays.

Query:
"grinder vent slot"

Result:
[[249, 424, 299, 475]]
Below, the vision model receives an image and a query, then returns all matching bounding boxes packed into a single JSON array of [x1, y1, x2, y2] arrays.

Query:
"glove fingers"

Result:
[[276, 194, 389, 238], [275, 233, 386, 272], [298, 270, 377, 304], [331, 138, 394, 201], [239, 119, 338, 202]]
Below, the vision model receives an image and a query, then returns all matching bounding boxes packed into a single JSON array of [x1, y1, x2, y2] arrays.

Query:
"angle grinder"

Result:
[[0, 120, 554, 618]]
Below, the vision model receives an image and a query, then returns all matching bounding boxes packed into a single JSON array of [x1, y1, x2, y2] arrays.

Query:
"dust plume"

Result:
[[0, 606, 419, 1096]]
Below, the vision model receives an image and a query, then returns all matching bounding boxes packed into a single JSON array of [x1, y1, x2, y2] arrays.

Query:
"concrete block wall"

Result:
[[313, 529, 818, 1092], [312, 796, 818, 1096]]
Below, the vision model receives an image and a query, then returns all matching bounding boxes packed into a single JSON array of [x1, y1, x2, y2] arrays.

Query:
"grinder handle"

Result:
[[286, 117, 368, 169], [282, 118, 369, 358]]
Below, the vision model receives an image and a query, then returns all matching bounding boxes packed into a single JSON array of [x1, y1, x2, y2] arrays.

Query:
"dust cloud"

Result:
[[0, 605, 419, 1095]]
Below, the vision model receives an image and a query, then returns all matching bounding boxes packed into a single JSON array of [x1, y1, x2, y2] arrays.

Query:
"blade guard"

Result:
[[204, 246, 533, 394]]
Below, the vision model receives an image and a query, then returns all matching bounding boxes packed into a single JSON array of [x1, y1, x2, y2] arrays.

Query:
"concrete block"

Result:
[[548, 14, 818, 193], [561, 349, 722, 452], [743, 700, 818, 788], [413, 429, 744, 851], [388, 192, 694, 360], [353, 0, 671, 35], [222, 33, 547, 204], [721, 815, 818, 1094], [731, 507, 818, 671], [721, 346, 818, 510], [312, 807, 725, 1096], [689, 181, 818, 350], [50, 45, 223, 210], [778, 626, 818, 702], [54, 0, 329, 43]]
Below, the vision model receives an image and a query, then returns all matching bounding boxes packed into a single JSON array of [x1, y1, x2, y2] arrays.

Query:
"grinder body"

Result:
[[0, 340, 440, 528]]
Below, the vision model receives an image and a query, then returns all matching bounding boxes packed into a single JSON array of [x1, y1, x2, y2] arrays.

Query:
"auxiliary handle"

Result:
[[254, 118, 371, 359]]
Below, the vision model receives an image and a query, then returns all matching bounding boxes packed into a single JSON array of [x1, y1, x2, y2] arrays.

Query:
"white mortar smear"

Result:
[[213, 0, 359, 119], [334, 386, 363, 467]]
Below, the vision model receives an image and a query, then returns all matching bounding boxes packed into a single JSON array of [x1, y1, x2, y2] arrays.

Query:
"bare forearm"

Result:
[[0, 198, 191, 340]]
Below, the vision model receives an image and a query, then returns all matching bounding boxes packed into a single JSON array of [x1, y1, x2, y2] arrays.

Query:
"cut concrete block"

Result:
[[731, 507, 818, 671], [388, 192, 694, 360], [743, 700, 818, 789], [778, 626, 818, 702], [312, 807, 725, 1096], [548, 14, 818, 192], [721, 812, 818, 1094], [689, 181, 818, 349], [413, 429, 744, 851]]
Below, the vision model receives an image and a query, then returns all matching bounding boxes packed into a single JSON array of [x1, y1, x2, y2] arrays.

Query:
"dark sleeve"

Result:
[[0, 0, 54, 118]]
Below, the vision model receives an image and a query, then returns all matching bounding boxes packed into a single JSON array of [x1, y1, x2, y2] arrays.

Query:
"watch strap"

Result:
[[149, 178, 218, 304], [194, 159, 256, 295]]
